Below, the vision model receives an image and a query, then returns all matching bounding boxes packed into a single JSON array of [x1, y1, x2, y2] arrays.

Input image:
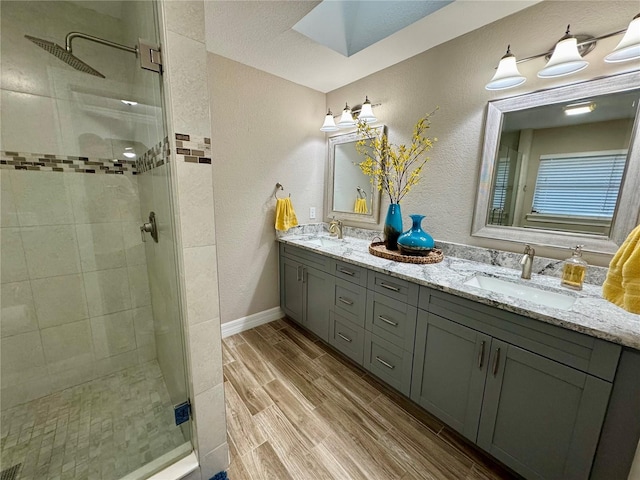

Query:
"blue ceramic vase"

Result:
[[397, 214, 434, 255], [383, 204, 403, 250]]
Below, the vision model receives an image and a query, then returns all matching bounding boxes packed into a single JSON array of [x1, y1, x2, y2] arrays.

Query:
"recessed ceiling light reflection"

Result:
[[563, 102, 596, 116], [123, 147, 136, 158]]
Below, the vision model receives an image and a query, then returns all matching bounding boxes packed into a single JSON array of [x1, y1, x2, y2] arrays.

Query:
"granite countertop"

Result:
[[278, 233, 640, 350]]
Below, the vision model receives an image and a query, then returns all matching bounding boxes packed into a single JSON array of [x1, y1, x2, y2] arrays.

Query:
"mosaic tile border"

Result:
[[0, 152, 138, 175], [136, 136, 170, 174], [175, 133, 211, 165]]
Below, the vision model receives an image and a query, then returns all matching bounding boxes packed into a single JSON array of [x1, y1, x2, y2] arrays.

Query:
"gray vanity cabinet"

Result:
[[279, 244, 333, 342], [279, 243, 628, 480], [414, 287, 621, 480]]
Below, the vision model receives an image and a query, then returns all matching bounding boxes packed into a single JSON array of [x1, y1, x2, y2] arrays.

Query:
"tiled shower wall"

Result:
[[0, 168, 155, 410]]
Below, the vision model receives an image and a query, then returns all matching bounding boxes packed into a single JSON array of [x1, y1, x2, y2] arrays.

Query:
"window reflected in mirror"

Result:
[[487, 89, 638, 237]]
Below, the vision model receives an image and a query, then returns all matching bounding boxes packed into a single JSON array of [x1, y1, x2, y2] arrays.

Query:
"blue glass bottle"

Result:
[[397, 214, 434, 255]]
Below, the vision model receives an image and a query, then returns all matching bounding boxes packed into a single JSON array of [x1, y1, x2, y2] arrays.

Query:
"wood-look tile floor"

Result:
[[223, 318, 519, 480]]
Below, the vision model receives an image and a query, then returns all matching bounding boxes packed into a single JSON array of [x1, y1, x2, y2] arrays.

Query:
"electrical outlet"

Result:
[[309, 207, 316, 219]]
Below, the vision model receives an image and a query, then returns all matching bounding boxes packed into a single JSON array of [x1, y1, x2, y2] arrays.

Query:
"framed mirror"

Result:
[[325, 126, 386, 225], [472, 72, 640, 254]]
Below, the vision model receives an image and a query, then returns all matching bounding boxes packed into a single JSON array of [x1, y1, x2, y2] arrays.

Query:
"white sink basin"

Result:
[[464, 274, 576, 310], [306, 237, 344, 248]]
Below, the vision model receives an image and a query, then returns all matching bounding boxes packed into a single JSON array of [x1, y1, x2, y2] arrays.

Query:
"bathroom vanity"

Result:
[[278, 233, 640, 480]]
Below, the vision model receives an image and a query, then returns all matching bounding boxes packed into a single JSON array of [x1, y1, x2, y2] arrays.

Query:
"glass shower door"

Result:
[[0, 1, 191, 479]]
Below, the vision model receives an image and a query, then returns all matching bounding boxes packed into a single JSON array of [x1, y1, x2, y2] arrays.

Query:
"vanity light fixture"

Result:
[[485, 14, 640, 90], [538, 25, 589, 78], [320, 97, 381, 132], [337, 103, 356, 128], [605, 13, 640, 63], [320, 109, 339, 132], [357, 96, 377, 123], [485, 45, 526, 90]]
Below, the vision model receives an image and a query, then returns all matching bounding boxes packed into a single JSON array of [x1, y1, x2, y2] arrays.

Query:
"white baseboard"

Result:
[[221, 306, 284, 338]]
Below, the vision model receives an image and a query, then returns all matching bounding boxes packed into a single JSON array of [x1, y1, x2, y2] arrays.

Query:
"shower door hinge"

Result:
[[174, 399, 191, 426], [138, 38, 162, 74]]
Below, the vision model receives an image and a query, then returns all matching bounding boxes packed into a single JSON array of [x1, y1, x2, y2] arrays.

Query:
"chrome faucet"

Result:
[[329, 217, 343, 239], [520, 244, 535, 279]]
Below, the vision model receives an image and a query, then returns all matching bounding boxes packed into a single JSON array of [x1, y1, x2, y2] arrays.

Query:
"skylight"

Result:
[[292, 0, 453, 57]]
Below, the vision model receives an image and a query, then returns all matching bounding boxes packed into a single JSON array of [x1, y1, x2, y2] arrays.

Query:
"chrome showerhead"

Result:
[[24, 35, 105, 78]]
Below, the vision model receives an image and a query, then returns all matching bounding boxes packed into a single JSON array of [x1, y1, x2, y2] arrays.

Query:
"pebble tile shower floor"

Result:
[[1, 361, 186, 480]]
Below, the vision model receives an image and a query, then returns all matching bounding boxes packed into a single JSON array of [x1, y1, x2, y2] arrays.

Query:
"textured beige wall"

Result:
[[208, 54, 326, 324], [327, 0, 638, 267]]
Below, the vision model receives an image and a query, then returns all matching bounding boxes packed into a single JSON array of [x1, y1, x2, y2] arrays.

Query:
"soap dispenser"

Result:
[[561, 245, 588, 290]]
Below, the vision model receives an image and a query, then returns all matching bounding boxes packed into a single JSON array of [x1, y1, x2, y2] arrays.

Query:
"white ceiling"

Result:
[[204, 0, 542, 93]]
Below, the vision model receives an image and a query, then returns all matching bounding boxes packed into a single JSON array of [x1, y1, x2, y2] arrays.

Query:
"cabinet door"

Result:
[[281, 257, 303, 323], [478, 340, 612, 480], [303, 265, 333, 342], [411, 311, 490, 442]]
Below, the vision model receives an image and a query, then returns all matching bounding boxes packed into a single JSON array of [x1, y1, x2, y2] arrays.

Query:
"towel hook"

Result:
[[357, 186, 367, 199]]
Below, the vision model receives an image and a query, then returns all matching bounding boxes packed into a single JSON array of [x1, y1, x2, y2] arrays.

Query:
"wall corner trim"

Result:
[[221, 307, 284, 338]]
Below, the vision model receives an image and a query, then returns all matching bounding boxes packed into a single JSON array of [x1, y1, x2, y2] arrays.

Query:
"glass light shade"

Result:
[[357, 97, 377, 123], [605, 15, 640, 63], [538, 36, 588, 78], [320, 110, 338, 132], [337, 104, 355, 128], [485, 53, 526, 90]]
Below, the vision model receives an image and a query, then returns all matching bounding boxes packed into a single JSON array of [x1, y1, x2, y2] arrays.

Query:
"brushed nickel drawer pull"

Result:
[[380, 282, 400, 292], [492, 347, 501, 376], [337, 332, 352, 343], [376, 356, 395, 370], [378, 315, 398, 327], [338, 268, 355, 276], [296, 265, 302, 282], [478, 340, 485, 369], [338, 297, 354, 306]]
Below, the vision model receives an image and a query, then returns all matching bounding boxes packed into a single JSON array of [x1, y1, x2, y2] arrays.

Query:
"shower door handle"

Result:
[[140, 211, 158, 243]]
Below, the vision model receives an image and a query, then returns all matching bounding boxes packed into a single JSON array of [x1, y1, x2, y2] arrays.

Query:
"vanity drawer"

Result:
[[368, 271, 419, 306], [366, 291, 417, 352], [329, 311, 365, 365], [279, 243, 330, 272], [333, 278, 367, 327], [364, 331, 413, 396], [332, 259, 368, 286]]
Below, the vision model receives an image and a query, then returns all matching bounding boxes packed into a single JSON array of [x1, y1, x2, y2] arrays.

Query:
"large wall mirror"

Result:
[[325, 126, 386, 225], [472, 72, 640, 254]]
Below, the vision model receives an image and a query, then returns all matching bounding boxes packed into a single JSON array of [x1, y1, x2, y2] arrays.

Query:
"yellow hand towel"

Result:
[[275, 197, 299, 231], [354, 198, 368, 214], [603, 223, 640, 314]]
